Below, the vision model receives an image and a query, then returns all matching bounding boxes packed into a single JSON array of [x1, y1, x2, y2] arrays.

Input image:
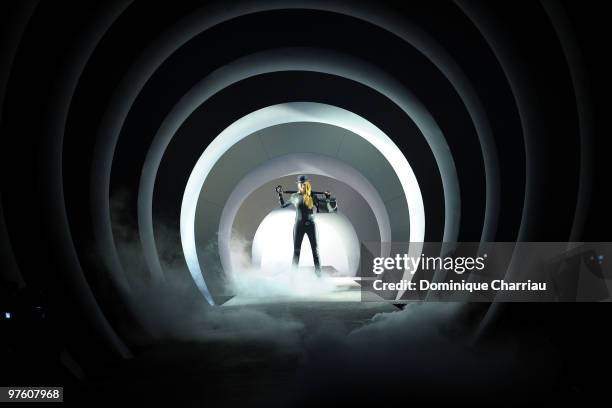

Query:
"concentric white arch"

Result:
[[141, 47, 458, 293], [216, 152, 394, 281], [181, 102, 425, 305]]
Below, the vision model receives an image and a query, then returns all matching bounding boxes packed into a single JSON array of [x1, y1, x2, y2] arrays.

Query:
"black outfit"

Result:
[[279, 192, 334, 276]]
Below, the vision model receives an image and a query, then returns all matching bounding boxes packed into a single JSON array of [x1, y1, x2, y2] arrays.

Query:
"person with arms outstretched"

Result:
[[276, 175, 337, 277]]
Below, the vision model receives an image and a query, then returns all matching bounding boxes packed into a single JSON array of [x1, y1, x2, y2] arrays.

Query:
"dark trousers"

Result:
[[292, 220, 321, 276]]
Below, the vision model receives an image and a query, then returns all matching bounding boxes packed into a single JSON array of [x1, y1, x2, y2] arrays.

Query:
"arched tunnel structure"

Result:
[[1, 1, 607, 403]]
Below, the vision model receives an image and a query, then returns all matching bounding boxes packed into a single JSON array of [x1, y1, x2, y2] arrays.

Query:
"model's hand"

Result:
[[324, 191, 331, 198], [275, 185, 283, 194]]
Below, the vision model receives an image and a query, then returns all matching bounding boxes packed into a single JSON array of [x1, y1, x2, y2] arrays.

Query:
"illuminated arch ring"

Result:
[[216, 152, 394, 282], [139, 48, 459, 298], [182, 102, 425, 304], [93, 1, 500, 296]]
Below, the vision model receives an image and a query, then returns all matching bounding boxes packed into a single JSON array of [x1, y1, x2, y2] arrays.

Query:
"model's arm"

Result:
[[323, 191, 337, 212], [313, 194, 321, 213], [276, 185, 292, 208], [326, 198, 337, 212], [313, 191, 337, 212], [279, 192, 295, 208]]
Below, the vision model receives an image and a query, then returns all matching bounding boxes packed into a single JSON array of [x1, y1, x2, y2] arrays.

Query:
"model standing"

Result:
[[275, 175, 337, 277]]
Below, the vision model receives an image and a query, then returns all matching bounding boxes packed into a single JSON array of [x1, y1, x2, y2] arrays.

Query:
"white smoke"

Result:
[[223, 231, 344, 302]]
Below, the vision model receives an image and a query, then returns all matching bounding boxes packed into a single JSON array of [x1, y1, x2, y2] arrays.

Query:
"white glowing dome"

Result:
[[251, 208, 360, 276]]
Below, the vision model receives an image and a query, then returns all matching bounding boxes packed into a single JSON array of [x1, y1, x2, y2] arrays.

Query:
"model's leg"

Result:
[[292, 222, 305, 269], [306, 222, 321, 277]]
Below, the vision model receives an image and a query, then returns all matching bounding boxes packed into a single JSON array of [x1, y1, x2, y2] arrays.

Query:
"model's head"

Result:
[[296, 174, 309, 193], [297, 181, 310, 194]]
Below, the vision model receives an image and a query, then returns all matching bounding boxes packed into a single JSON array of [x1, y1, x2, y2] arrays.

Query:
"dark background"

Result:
[[1, 1, 611, 405]]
